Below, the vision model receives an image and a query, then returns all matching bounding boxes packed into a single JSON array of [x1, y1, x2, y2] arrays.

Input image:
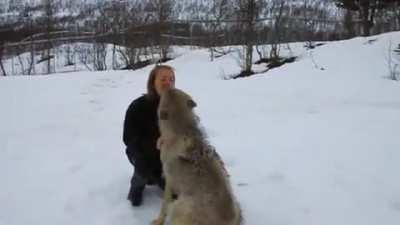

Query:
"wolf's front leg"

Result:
[[151, 182, 173, 225]]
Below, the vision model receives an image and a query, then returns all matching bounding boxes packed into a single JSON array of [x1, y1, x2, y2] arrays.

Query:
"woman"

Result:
[[123, 65, 175, 206]]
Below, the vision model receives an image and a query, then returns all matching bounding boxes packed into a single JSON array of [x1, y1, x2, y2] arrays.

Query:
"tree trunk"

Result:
[[242, 0, 256, 75], [47, 48, 51, 74], [27, 40, 35, 75], [245, 43, 253, 74], [360, 1, 371, 36], [0, 44, 6, 76], [0, 61, 5, 76], [112, 44, 116, 70]]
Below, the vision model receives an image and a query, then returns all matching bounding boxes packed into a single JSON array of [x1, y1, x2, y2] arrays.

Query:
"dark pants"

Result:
[[126, 146, 164, 205]]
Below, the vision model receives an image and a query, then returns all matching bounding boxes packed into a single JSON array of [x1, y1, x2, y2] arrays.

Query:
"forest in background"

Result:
[[1, 0, 399, 76]]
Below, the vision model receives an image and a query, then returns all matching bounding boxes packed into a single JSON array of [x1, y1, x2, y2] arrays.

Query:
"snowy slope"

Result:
[[1, 32, 400, 225]]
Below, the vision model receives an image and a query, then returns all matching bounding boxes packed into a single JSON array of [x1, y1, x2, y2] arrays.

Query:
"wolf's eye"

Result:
[[159, 111, 169, 120], [187, 99, 197, 108]]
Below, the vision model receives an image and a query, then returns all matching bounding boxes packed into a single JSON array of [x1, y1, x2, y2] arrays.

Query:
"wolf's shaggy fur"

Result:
[[151, 88, 242, 225]]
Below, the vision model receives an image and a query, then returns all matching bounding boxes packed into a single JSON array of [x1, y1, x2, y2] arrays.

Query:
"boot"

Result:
[[128, 186, 144, 206], [128, 171, 146, 207]]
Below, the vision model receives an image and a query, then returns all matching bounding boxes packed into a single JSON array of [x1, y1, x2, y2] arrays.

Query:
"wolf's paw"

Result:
[[150, 218, 164, 225]]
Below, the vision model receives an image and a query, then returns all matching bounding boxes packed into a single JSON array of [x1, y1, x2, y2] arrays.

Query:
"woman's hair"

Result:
[[147, 64, 175, 98]]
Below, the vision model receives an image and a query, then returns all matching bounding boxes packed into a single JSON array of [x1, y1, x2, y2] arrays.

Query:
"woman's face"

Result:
[[154, 69, 175, 95]]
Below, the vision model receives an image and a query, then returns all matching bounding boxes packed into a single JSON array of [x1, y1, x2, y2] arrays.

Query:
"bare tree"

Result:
[[335, 0, 400, 36], [118, 1, 150, 69], [24, 5, 37, 75], [75, 43, 93, 71], [93, 41, 107, 71], [396, 2, 400, 30], [27, 37, 36, 75], [107, 0, 128, 69], [268, 0, 286, 60], [42, 0, 56, 74], [343, 9, 356, 38], [16, 46, 26, 75], [146, 0, 176, 62], [92, 4, 109, 71], [0, 41, 6, 76], [207, 0, 233, 61], [374, 1, 400, 33], [235, 0, 263, 76]]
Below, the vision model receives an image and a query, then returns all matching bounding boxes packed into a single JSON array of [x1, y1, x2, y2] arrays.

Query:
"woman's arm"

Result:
[[123, 98, 144, 146]]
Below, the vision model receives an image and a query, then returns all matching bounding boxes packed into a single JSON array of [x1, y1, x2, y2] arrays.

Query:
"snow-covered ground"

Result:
[[1, 32, 400, 225]]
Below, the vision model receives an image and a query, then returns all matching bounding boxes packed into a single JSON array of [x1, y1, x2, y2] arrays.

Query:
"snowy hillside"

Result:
[[1, 32, 400, 225]]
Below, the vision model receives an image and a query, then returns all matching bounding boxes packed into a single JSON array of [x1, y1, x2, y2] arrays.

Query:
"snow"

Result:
[[1, 31, 400, 225]]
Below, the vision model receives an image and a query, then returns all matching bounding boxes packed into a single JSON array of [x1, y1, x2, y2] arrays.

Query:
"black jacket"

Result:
[[123, 95, 162, 179]]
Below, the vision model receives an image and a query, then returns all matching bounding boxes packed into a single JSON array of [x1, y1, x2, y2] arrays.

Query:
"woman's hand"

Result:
[[156, 137, 164, 150]]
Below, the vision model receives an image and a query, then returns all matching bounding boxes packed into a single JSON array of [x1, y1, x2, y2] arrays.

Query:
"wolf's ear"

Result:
[[159, 110, 169, 120], [187, 99, 197, 108]]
